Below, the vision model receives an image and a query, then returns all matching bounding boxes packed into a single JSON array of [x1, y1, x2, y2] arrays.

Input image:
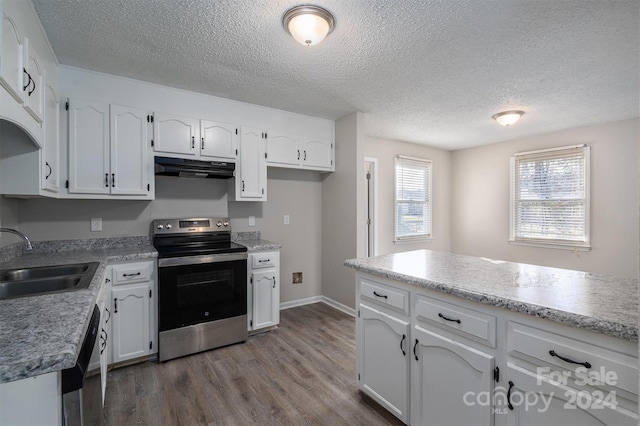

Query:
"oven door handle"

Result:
[[158, 252, 248, 267]]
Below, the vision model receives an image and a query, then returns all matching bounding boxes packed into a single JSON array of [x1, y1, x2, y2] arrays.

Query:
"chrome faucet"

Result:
[[0, 228, 33, 251]]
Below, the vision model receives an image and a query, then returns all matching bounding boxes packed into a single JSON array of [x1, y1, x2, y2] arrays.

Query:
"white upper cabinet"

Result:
[[232, 126, 267, 201], [153, 114, 239, 161], [22, 37, 44, 123], [42, 83, 59, 193], [152, 113, 198, 156], [68, 99, 110, 194], [266, 129, 334, 171], [110, 105, 149, 195], [67, 99, 152, 198], [0, 4, 51, 149], [301, 136, 333, 170], [0, 13, 24, 103], [200, 120, 238, 161], [266, 131, 300, 167]]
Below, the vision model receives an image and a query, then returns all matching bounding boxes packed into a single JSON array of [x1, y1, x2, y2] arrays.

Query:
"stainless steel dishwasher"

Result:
[[62, 305, 101, 426]]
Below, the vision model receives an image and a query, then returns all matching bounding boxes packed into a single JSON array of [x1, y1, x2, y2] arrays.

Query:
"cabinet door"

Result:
[[153, 113, 197, 155], [236, 126, 267, 200], [0, 13, 24, 103], [251, 270, 278, 330], [357, 303, 410, 423], [42, 83, 59, 192], [112, 283, 150, 363], [302, 137, 333, 170], [68, 99, 110, 194], [100, 302, 111, 405], [505, 364, 637, 426], [110, 105, 149, 195], [412, 326, 495, 426], [22, 38, 44, 123], [266, 131, 300, 167], [200, 120, 238, 160]]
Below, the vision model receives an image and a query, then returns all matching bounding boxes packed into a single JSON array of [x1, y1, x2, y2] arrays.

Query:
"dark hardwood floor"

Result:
[[88, 302, 404, 425]]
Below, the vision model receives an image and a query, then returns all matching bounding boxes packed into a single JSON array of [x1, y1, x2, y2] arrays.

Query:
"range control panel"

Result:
[[153, 217, 231, 235]]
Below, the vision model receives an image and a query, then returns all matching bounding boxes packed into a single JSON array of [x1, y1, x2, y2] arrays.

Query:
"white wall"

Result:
[[7, 65, 331, 305], [229, 168, 323, 304], [451, 118, 639, 278], [365, 136, 451, 255], [321, 112, 364, 310], [0, 120, 22, 248], [16, 176, 228, 240], [0, 197, 20, 248]]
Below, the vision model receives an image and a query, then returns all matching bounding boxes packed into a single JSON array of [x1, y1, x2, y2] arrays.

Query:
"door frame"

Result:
[[364, 157, 379, 257]]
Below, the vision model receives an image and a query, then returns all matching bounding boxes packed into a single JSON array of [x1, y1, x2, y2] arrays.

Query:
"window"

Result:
[[395, 156, 432, 241], [510, 144, 590, 250]]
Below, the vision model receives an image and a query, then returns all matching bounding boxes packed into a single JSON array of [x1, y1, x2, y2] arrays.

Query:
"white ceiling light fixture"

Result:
[[492, 110, 525, 127], [283, 5, 335, 46]]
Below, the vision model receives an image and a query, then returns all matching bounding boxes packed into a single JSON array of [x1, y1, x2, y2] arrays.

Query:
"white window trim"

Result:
[[509, 144, 591, 251], [394, 155, 433, 243]]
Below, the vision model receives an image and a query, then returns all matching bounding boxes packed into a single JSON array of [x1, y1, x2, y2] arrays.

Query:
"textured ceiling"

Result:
[[31, 0, 640, 150]]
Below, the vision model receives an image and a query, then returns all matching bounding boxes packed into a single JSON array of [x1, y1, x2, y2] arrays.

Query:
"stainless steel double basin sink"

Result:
[[0, 262, 99, 299]]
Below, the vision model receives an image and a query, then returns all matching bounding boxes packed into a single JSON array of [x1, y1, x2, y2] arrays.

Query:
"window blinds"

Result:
[[395, 156, 432, 240], [512, 145, 589, 246]]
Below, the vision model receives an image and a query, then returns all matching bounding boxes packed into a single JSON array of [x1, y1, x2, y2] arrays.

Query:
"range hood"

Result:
[[154, 156, 235, 179]]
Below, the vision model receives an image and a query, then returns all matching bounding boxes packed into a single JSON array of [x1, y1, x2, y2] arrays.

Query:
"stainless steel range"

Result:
[[153, 217, 248, 361]]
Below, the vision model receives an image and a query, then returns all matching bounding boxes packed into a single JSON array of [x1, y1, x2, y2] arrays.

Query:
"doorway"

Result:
[[364, 157, 378, 257]]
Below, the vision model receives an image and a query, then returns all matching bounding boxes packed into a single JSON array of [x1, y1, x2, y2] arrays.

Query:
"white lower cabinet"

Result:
[[110, 260, 156, 364], [505, 364, 637, 426], [247, 251, 280, 332], [89, 271, 111, 374], [355, 273, 638, 426], [411, 326, 494, 426], [357, 303, 411, 424]]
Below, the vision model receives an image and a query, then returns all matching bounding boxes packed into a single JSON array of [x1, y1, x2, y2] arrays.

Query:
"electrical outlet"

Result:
[[249, 216, 256, 227], [293, 272, 302, 284], [284, 215, 290, 225], [90, 218, 102, 232]]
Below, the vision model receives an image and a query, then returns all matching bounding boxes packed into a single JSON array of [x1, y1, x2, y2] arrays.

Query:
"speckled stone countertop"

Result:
[[0, 237, 157, 384], [232, 231, 282, 251], [345, 249, 638, 341]]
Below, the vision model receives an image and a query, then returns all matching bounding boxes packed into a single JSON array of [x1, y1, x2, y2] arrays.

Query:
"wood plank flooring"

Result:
[[87, 302, 404, 425]]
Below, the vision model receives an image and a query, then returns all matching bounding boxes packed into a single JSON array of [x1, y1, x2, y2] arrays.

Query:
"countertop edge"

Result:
[[344, 258, 638, 341], [234, 239, 282, 251], [0, 246, 158, 384]]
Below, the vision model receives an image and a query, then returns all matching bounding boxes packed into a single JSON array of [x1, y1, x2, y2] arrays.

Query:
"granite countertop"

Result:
[[232, 231, 282, 251], [345, 249, 638, 341], [0, 237, 157, 384]]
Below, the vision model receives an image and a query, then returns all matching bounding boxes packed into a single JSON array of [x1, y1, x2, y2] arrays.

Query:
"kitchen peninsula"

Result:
[[345, 249, 638, 425]]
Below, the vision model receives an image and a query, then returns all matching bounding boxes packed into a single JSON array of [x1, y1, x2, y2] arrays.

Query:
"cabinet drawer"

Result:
[[507, 322, 638, 397], [251, 253, 276, 269], [359, 278, 408, 315], [112, 261, 152, 285], [415, 295, 496, 347]]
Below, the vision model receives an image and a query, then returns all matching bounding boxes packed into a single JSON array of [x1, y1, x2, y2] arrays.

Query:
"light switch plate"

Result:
[[284, 215, 290, 225], [249, 216, 256, 227]]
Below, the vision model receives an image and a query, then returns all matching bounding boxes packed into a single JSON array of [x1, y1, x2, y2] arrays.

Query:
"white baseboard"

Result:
[[280, 295, 356, 318], [280, 296, 323, 310]]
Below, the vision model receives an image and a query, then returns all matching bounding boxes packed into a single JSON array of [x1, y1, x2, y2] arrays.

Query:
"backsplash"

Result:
[[0, 236, 152, 261], [231, 231, 261, 241]]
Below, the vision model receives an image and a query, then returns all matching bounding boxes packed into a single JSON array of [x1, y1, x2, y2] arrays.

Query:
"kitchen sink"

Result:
[[0, 263, 94, 281], [0, 262, 99, 299]]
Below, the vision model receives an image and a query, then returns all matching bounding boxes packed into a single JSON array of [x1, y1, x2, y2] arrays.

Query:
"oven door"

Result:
[[158, 253, 247, 332]]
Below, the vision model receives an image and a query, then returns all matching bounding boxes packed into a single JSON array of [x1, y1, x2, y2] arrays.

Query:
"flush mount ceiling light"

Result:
[[492, 110, 525, 127], [283, 5, 335, 46]]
